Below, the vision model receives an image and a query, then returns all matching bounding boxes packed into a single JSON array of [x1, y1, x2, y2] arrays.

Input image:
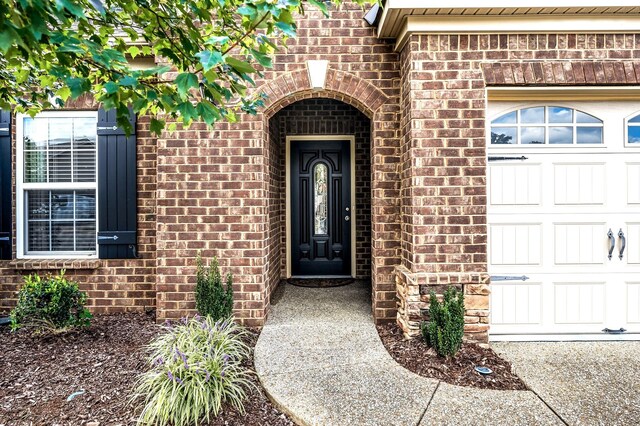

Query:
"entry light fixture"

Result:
[[307, 60, 329, 90], [363, 4, 380, 26]]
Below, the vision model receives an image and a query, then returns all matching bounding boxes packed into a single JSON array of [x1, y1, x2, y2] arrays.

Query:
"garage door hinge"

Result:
[[487, 156, 528, 162], [602, 328, 626, 334], [490, 275, 530, 281]]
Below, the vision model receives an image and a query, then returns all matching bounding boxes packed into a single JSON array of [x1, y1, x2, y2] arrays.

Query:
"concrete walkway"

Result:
[[254, 281, 560, 426], [495, 341, 640, 426]]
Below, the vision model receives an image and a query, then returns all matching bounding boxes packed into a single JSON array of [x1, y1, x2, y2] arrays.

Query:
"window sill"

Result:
[[9, 259, 101, 271]]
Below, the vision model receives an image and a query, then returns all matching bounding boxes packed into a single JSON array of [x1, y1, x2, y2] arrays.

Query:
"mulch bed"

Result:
[[376, 324, 528, 391], [0, 312, 293, 426]]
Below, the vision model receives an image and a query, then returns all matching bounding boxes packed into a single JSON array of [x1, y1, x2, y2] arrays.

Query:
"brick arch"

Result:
[[260, 68, 389, 119], [259, 67, 401, 327]]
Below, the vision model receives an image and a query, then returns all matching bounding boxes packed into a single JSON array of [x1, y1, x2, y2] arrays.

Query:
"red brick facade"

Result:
[[2, 3, 640, 343]]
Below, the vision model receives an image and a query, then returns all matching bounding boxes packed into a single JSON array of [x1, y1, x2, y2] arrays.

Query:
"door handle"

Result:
[[607, 229, 615, 260], [618, 229, 626, 260]]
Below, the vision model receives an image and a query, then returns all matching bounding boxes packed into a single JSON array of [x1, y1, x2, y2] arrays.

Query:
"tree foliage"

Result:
[[0, 0, 369, 134]]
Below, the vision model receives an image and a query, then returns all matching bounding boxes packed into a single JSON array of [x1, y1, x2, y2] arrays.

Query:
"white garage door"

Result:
[[488, 101, 640, 341]]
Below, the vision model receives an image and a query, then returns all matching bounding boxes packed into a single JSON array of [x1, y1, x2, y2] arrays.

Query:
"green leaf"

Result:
[[196, 50, 223, 72], [250, 49, 272, 68], [66, 77, 91, 99], [175, 73, 199, 97], [55, 0, 86, 18], [237, 5, 256, 16], [150, 118, 165, 135], [104, 81, 118, 94], [225, 57, 255, 75], [118, 75, 138, 87], [197, 101, 220, 126], [0, 27, 21, 52], [275, 21, 297, 37]]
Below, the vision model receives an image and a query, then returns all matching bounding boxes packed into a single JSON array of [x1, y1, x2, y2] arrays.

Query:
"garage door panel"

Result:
[[489, 163, 542, 206], [554, 282, 606, 325], [627, 282, 640, 324], [491, 282, 542, 325], [554, 223, 606, 265], [490, 224, 542, 265], [627, 163, 640, 204], [554, 163, 606, 205], [627, 224, 640, 264]]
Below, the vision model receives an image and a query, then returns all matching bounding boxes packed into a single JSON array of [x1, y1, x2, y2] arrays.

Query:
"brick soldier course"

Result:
[[2, 3, 640, 343]]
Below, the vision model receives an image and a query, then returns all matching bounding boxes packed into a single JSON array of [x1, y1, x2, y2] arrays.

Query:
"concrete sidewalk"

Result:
[[254, 281, 561, 426]]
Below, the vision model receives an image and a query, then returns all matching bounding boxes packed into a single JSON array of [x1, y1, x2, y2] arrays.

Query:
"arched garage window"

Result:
[[491, 106, 603, 145], [627, 113, 640, 145]]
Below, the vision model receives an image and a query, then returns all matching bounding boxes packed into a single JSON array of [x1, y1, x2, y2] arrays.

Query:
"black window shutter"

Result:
[[97, 108, 138, 259], [0, 110, 11, 260]]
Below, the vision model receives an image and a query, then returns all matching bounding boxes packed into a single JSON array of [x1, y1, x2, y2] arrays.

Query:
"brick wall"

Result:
[[396, 32, 640, 342], [155, 2, 402, 325], [271, 98, 372, 280], [0, 96, 157, 315]]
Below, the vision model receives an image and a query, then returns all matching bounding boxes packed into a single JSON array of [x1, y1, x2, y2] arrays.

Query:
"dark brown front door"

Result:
[[291, 140, 351, 276]]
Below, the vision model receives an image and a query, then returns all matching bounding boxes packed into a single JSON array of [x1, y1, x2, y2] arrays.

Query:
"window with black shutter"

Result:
[[96, 108, 138, 259], [0, 110, 11, 260]]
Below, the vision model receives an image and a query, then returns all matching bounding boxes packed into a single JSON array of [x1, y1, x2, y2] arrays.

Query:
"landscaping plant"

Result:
[[132, 315, 254, 426], [10, 270, 92, 332], [421, 287, 465, 358], [195, 254, 234, 320]]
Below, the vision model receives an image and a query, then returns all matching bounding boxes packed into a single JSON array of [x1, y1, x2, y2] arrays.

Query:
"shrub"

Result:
[[421, 287, 465, 357], [132, 316, 254, 426], [10, 270, 92, 333], [195, 254, 234, 320]]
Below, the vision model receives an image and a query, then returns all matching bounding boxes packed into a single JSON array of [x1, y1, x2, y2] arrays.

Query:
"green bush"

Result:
[[421, 287, 465, 357], [195, 254, 233, 320], [10, 270, 92, 332], [132, 316, 254, 426]]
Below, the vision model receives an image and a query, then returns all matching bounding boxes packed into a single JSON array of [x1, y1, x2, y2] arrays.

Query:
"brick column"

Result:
[[396, 35, 490, 342]]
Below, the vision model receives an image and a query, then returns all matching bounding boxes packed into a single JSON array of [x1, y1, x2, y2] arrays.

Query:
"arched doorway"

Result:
[[265, 98, 372, 284]]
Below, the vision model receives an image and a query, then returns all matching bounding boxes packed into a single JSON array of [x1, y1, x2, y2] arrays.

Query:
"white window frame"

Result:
[[16, 111, 99, 259], [625, 111, 640, 148], [489, 105, 604, 148]]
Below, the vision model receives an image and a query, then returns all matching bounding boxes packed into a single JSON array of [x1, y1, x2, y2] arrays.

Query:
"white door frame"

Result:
[[285, 135, 356, 278]]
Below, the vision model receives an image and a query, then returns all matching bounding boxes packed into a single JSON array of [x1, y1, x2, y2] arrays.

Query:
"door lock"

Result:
[[345, 215, 350, 221]]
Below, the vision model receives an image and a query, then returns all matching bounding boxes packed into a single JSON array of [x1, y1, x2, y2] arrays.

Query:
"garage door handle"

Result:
[[607, 229, 615, 260], [618, 229, 626, 260]]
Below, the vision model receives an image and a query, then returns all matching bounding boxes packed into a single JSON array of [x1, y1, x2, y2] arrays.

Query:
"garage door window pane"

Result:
[[492, 111, 517, 124], [577, 127, 603, 144], [576, 111, 601, 124], [521, 127, 545, 144], [549, 107, 573, 123], [491, 127, 516, 144], [549, 127, 573, 144], [628, 126, 640, 144], [520, 107, 545, 124]]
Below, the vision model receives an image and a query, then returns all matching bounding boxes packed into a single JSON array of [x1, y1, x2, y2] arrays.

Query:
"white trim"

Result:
[[393, 15, 640, 51], [488, 86, 640, 101], [285, 135, 356, 278], [490, 333, 640, 342], [384, 0, 640, 9], [16, 111, 99, 259]]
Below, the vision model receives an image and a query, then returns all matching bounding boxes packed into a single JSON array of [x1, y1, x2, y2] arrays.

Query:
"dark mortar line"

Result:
[[417, 381, 440, 426], [531, 389, 569, 426]]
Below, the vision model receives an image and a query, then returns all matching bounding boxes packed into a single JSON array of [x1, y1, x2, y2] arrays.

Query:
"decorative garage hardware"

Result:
[[490, 275, 529, 281], [602, 328, 627, 334], [607, 229, 615, 260], [618, 229, 626, 260], [487, 156, 528, 162]]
